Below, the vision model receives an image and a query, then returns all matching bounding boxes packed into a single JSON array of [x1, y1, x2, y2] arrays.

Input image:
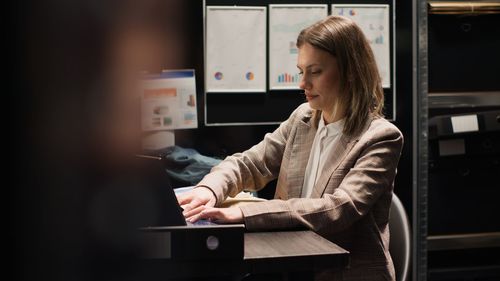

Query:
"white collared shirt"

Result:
[[301, 114, 344, 198]]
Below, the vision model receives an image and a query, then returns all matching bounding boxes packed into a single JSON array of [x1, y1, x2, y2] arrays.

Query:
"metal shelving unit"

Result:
[[413, 1, 429, 280], [424, 1, 500, 280], [429, 91, 500, 109], [428, 232, 500, 251]]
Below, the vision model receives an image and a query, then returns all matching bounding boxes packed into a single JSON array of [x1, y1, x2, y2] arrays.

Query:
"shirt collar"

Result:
[[318, 113, 344, 137]]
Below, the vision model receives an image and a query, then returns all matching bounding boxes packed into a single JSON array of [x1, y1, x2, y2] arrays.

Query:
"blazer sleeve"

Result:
[[239, 124, 404, 236], [197, 105, 305, 206]]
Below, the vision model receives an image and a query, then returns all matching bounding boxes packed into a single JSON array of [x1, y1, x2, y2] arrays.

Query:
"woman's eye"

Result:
[[311, 70, 322, 75], [298, 72, 304, 76]]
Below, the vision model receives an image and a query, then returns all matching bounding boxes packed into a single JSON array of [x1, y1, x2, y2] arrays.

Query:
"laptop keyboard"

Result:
[[187, 219, 217, 226]]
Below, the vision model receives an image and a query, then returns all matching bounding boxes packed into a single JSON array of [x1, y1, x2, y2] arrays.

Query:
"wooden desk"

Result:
[[141, 230, 349, 280]]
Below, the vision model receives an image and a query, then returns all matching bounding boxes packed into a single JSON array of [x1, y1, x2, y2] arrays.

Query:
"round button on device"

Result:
[[206, 235, 219, 250]]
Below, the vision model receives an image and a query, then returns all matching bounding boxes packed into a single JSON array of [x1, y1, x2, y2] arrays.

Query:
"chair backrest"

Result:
[[389, 193, 411, 281]]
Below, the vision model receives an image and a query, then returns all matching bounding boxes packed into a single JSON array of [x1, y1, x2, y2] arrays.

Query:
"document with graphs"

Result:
[[331, 4, 391, 88], [269, 4, 327, 90], [141, 70, 198, 131], [205, 6, 267, 92]]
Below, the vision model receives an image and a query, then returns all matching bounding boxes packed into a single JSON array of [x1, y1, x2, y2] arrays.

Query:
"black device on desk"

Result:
[[135, 154, 244, 260]]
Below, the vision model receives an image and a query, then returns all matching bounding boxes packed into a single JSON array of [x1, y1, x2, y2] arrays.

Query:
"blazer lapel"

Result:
[[310, 135, 357, 198], [286, 112, 317, 199], [310, 117, 374, 198]]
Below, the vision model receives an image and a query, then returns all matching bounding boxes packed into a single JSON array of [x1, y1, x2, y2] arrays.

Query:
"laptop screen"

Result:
[[135, 155, 187, 227]]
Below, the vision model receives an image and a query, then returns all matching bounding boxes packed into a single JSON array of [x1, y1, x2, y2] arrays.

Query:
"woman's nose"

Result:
[[299, 76, 311, 90]]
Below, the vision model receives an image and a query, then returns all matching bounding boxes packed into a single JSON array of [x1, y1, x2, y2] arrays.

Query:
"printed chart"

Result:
[[331, 4, 391, 88], [269, 5, 328, 90], [141, 70, 198, 131], [206, 6, 267, 92]]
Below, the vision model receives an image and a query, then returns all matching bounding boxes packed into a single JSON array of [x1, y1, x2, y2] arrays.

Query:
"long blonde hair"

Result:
[[297, 15, 384, 136]]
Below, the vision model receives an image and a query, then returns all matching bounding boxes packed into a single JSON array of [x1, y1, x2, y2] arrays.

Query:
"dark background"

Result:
[[10, 0, 412, 280], [11, 0, 414, 280], [15, 1, 500, 281]]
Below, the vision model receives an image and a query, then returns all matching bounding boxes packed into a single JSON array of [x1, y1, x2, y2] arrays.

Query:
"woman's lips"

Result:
[[305, 93, 319, 101]]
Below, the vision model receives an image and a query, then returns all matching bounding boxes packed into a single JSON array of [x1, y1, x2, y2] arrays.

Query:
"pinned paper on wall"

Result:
[[269, 5, 328, 90], [331, 4, 391, 88], [205, 6, 267, 92], [141, 70, 198, 131]]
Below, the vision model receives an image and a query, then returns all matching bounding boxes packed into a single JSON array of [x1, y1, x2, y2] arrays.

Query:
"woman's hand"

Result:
[[197, 207, 244, 224], [176, 186, 217, 220]]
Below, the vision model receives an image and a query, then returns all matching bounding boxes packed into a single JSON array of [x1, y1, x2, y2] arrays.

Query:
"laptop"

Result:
[[135, 154, 218, 227], [135, 155, 245, 260]]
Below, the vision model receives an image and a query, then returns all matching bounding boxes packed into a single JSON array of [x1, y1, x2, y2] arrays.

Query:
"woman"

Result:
[[178, 15, 403, 281]]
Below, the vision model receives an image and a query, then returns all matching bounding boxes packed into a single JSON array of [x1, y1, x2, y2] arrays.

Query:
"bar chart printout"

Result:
[[269, 5, 328, 90], [141, 70, 198, 131], [331, 4, 391, 88]]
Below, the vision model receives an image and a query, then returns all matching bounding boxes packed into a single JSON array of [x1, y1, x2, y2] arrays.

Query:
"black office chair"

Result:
[[389, 193, 411, 281]]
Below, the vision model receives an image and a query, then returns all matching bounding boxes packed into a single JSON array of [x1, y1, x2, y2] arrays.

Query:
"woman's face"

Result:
[[297, 43, 342, 120]]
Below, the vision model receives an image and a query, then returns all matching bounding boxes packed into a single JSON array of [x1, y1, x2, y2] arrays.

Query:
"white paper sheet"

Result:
[[331, 5, 391, 88], [206, 6, 267, 92], [142, 131, 175, 150], [269, 5, 328, 90], [141, 70, 198, 131]]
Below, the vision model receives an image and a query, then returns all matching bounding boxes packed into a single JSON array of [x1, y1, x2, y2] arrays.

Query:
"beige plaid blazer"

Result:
[[198, 103, 403, 281]]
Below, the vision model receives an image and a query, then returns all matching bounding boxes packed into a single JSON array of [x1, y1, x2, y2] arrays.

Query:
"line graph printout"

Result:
[[269, 5, 327, 90], [331, 4, 391, 88], [206, 6, 267, 92]]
